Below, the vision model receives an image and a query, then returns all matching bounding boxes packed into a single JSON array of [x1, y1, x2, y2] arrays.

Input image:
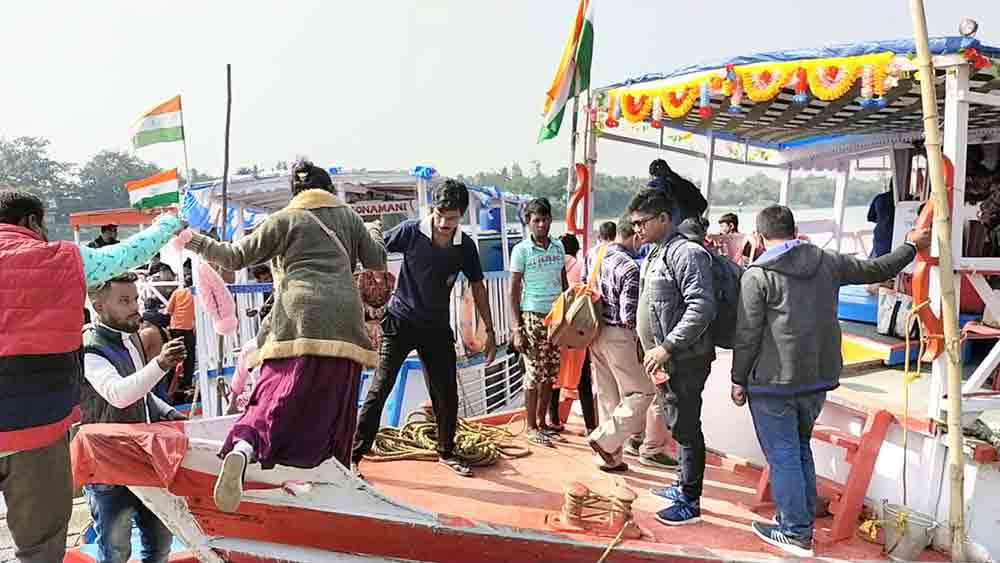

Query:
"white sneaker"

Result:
[[214, 451, 247, 513]]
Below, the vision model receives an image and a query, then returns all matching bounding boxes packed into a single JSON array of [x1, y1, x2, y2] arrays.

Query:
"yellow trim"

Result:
[[286, 189, 346, 211], [253, 337, 378, 369]]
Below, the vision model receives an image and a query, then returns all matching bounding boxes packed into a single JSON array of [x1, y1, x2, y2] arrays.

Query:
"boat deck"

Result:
[[362, 414, 947, 561]]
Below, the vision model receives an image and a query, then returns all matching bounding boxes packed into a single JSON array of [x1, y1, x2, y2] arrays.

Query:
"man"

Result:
[[586, 216, 677, 471], [509, 197, 567, 448], [868, 184, 895, 258], [597, 220, 617, 243], [731, 205, 929, 557], [0, 189, 179, 563], [627, 188, 716, 526], [165, 267, 196, 396], [648, 158, 707, 223], [353, 180, 497, 477], [88, 224, 120, 248], [82, 273, 188, 563], [718, 213, 739, 235]]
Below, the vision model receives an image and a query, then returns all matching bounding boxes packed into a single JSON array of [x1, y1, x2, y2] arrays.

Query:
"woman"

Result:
[[184, 161, 387, 513]]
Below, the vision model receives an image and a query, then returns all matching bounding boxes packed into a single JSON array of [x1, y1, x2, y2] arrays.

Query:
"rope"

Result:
[[364, 410, 532, 466]]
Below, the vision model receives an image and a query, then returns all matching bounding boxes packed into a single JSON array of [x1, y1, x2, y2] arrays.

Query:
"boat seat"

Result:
[[753, 409, 893, 543]]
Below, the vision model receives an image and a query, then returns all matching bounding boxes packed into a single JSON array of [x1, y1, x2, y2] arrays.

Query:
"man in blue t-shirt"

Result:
[[352, 180, 496, 477]]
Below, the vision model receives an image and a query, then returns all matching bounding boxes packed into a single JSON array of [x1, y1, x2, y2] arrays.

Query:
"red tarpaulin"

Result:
[[71, 423, 189, 490]]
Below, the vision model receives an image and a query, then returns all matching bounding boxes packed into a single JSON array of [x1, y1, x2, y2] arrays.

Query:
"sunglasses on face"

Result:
[[631, 214, 661, 230]]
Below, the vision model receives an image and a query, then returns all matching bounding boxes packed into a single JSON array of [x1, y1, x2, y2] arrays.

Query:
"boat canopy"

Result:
[[595, 37, 1000, 167]]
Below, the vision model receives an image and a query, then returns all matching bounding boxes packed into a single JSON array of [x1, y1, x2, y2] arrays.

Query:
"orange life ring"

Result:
[[910, 155, 954, 362]]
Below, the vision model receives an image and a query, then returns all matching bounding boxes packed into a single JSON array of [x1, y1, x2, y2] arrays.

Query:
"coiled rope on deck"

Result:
[[364, 410, 532, 466]]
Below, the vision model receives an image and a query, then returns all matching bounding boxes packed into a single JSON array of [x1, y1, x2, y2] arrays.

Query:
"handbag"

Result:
[[545, 244, 608, 349], [877, 288, 920, 340]]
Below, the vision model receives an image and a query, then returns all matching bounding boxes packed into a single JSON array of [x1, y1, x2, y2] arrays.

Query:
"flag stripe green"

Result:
[[132, 126, 184, 149], [132, 191, 179, 209], [538, 105, 568, 142], [572, 19, 594, 97]]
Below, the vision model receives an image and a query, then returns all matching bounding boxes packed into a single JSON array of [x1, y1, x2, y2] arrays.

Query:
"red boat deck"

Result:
[[362, 415, 946, 562]]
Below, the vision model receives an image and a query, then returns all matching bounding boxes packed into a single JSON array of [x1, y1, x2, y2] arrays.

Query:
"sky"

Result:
[[1, 1, 998, 183]]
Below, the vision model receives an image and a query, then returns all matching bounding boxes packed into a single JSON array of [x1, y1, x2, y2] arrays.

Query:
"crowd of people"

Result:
[[0, 154, 933, 562]]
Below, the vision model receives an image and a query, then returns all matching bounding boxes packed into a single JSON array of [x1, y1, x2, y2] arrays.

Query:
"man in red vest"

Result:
[[0, 189, 181, 563]]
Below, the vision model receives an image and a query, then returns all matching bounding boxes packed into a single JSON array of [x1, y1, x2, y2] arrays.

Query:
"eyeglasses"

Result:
[[631, 215, 661, 230]]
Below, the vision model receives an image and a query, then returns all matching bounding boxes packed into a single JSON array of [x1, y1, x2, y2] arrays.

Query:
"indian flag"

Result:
[[126, 169, 180, 209], [132, 95, 184, 149], [538, 0, 594, 143]]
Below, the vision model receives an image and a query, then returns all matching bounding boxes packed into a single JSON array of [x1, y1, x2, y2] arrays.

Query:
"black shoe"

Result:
[[751, 521, 814, 557], [439, 456, 472, 477]]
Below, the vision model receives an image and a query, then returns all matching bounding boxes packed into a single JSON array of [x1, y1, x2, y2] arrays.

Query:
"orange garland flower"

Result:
[[743, 69, 788, 102], [660, 87, 698, 119], [620, 93, 653, 123]]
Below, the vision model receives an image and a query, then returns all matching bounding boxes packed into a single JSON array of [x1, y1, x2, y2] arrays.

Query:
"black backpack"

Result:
[[664, 237, 744, 349]]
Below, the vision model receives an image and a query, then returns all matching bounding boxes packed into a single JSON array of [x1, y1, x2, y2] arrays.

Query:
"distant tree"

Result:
[[0, 136, 72, 197], [275, 161, 289, 171], [77, 150, 160, 210], [234, 165, 260, 176], [511, 162, 524, 179], [184, 168, 215, 184]]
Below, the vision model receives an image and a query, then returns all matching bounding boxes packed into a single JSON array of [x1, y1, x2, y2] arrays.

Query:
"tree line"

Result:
[[1, 136, 887, 241]]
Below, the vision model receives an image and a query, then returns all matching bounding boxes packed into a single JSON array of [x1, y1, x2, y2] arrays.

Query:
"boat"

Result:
[[67, 20, 1000, 563]]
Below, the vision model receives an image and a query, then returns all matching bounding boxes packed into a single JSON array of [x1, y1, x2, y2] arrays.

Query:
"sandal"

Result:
[[439, 456, 473, 477], [527, 429, 554, 448]]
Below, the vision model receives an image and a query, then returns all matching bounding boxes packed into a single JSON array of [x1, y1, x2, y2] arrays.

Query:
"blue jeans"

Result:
[[83, 484, 172, 563], [748, 392, 826, 539]]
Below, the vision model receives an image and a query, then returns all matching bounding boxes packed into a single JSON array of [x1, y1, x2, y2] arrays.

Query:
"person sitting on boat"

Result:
[[0, 189, 181, 563], [586, 215, 675, 472], [730, 205, 929, 557], [81, 272, 188, 563], [182, 160, 387, 513], [648, 158, 707, 224], [353, 180, 496, 477], [627, 188, 717, 526], [510, 197, 568, 447]]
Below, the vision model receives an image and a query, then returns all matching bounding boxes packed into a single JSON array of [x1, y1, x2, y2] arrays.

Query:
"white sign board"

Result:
[[891, 201, 921, 273], [351, 200, 415, 217]]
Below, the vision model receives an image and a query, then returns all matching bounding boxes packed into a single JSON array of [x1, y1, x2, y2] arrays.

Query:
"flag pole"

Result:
[[908, 1, 965, 559], [179, 94, 193, 198], [213, 63, 233, 417]]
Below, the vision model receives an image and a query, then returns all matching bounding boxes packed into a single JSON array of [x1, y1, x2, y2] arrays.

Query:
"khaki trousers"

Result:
[[589, 326, 656, 465], [0, 436, 72, 563]]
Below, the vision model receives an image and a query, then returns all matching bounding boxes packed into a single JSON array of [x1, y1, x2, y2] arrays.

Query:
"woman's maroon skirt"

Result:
[[220, 355, 361, 469]]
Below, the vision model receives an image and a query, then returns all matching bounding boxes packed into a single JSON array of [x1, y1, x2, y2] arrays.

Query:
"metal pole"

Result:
[[567, 96, 579, 202], [215, 63, 233, 418], [909, 2, 964, 559], [702, 132, 716, 218]]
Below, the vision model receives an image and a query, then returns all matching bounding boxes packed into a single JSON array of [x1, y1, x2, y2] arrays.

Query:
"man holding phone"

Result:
[[82, 272, 187, 563]]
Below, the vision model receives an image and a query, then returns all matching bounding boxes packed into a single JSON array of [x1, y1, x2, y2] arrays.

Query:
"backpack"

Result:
[[664, 236, 744, 349]]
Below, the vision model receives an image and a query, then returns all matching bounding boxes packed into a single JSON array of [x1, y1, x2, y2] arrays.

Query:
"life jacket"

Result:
[[0, 224, 85, 451]]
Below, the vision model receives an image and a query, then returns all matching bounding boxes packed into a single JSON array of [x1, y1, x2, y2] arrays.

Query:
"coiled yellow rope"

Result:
[[364, 410, 532, 467]]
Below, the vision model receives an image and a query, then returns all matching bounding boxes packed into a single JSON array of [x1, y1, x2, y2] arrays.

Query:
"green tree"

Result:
[[0, 136, 76, 239], [77, 150, 160, 211]]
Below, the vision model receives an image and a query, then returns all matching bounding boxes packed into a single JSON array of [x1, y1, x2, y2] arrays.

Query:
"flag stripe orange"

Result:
[[126, 169, 179, 192], [542, 0, 588, 115], [143, 95, 182, 118]]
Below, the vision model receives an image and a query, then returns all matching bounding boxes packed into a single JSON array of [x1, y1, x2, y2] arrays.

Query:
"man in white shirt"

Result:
[[81, 272, 187, 563]]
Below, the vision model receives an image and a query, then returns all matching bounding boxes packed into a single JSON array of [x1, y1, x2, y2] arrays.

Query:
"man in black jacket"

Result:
[[649, 159, 707, 223], [731, 205, 929, 557]]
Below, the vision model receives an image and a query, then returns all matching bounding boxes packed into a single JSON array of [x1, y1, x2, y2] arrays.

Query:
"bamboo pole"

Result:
[[908, 2, 965, 559], [215, 64, 233, 417]]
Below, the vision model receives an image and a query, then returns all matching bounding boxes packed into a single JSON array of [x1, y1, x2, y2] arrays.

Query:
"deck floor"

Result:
[[362, 415, 946, 561]]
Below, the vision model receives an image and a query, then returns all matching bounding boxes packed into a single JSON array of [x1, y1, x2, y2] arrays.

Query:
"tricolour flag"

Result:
[[538, 0, 594, 143], [131, 95, 184, 149], [126, 169, 180, 209]]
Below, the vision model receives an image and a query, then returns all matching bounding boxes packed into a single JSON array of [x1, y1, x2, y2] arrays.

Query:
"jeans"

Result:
[[749, 391, 827, 539], [0, 436, 73, 563], [83, 484, 172, 563], [353, 313, 459, 462], [659, 357, 711, 501]]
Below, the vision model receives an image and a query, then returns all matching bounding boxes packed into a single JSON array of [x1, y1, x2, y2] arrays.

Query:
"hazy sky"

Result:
[[1, 1, 998, 182]]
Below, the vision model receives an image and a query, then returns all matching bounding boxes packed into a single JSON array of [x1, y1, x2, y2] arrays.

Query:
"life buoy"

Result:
[[910, 155, 955, 362], [566, 163, 589, 236]]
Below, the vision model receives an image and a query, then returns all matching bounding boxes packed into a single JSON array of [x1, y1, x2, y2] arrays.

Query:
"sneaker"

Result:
[[599, 461, 629, 473], [751, 521, 814, 558], [214, 451, 247, 513], [649, 484, 685, 503], [639, 453, 679, 469], [624, 439, 641, 457], [439, 456, 473, 477], [655, 499, 701, 526]]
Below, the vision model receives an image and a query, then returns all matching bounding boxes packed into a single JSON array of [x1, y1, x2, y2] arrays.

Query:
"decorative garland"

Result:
[[620, 93, 652, 123], [599, 50, 992, 124]]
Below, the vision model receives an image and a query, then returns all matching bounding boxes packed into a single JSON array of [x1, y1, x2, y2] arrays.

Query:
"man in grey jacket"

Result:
[[731, 205, 929, 557], [623, 189, 716, 526]]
